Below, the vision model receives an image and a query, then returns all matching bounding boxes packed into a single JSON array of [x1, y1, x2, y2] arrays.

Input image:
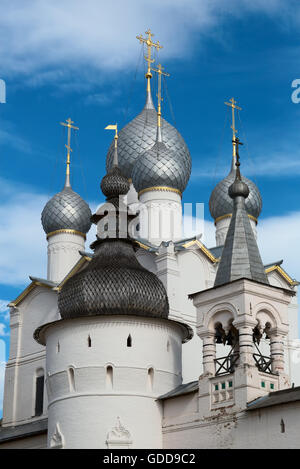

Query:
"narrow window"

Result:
[[35, 375, 44, 417], [106, 366, 113, 390], [68, 368, 75, 392], [57, 341, 60, 353], [88, 335, 92, 348], [127, 335, 132, 348], [147, 368, 154, 391], [167, 340, 170, 352], [280, 419, 285, 433]]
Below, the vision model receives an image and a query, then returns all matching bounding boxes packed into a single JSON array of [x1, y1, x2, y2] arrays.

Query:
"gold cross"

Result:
[[60, 118, 79, 178], [151, 64, 170, 127], [136, 29, 163, 92], [225, 98, 242, 158]]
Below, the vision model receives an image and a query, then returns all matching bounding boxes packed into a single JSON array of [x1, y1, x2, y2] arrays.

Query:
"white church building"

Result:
[[0, 31, 299, 449]]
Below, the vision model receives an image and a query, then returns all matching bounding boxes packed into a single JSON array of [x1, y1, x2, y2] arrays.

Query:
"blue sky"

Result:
[[0, 0, 300, 414]]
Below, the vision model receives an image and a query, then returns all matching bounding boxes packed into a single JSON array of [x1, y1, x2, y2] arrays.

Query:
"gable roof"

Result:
[[9, 277, 58, 307]]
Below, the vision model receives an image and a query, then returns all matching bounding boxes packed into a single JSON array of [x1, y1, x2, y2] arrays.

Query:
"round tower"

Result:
[[35, 128, 192, 449], [41, 118, 92, 283], [209, 99, 262, 246]]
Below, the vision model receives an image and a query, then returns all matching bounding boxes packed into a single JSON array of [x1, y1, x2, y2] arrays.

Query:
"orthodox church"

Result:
[[0, 31, 299, 449]]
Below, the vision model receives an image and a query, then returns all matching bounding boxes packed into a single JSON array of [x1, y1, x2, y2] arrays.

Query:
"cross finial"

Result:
[[151, 63, 170, 132], [225, 97, 242, 164], [136, 29, 163, 94], [60, 118, 79, 187], [234, 137, 243, 179]]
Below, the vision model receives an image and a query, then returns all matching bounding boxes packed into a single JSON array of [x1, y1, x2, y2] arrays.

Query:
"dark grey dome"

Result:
[[132, 141, 189, 194], [228, 178, 250, 199], [41, 185, 92, 235], [106, 96, 191, 182], [58, 239, 169, 320], [101, 166, 130, 198], [209, 167, 262, 221]]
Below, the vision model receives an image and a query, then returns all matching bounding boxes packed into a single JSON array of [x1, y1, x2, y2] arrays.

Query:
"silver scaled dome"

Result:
[[106, 92, 191, 182], [41, 181, 92, 236], [132, 141, 189, 194], [209, 163, 262, 221]]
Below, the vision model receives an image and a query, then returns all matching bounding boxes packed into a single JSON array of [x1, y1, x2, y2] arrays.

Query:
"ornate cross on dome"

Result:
[[151, 63, 170, 128], [225, 97, 242, 163], [136, 29, 162, 93], [60, 118, 79, 186]]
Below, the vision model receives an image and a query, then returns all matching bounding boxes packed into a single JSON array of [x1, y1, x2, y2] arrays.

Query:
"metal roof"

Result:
[[214, 174, 269, 287], [247, 386, 300, 411], [158, 380, 198, 400], [0, 418, 47, 443]]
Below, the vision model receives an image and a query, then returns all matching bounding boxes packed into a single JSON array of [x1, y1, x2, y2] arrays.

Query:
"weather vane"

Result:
[[105, 124, 118, 166]]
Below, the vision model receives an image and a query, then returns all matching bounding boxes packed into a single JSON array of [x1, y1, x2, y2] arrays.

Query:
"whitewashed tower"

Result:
[[209, 99, 262, 246], [35, 129, 191, 449], [41, 118, 92, 283]]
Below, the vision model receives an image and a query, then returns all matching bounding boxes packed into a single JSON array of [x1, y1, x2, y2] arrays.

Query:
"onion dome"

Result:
[[132, 140, 189, 194], [58, 126, 169, 320], [105, 90, 191, 183], [101, 131, 130, 198], [209, 159, 262, 222], [41, 177, 92, 236]]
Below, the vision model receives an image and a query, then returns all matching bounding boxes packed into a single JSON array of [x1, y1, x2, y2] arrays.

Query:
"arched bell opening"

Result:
[[214, 320, 240, 376], [253, 322, 273, 374]]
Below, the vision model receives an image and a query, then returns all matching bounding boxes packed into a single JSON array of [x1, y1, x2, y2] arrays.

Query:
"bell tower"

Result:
[[190, 143, 294, 418]]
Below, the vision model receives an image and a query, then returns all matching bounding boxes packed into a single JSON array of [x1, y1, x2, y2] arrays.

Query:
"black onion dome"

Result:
[[228, 178, 250, 199], [106, 96, 191, 182], [58, 142, 169, 321], [41, 185, 92, 235], [132, 141, 189, 194], [209, 166, 262, 221], [58, 239, 169, 320], [101, 166, 130, 198]]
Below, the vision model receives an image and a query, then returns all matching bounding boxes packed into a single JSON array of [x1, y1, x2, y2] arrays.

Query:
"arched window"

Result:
[[68, 367, 75, 392], [106, 366, 113, 390], [147, 368, 154, 391], [127, 334, 132, 348], [57, 341, 60, 353], [280, 419, 285, 433], [34, 369, 44, 417], [88, 335, 92, 348]]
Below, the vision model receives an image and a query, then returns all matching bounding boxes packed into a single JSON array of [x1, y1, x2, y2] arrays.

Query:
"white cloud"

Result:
[[258, 211, 300, 282], [0, 325, 8, 338], [0, 301, 8, 314], [0, 362, 5, 413], [192, 151, 300, 179], [0, 0, 293, 86], [0, 301, 9, 323]]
